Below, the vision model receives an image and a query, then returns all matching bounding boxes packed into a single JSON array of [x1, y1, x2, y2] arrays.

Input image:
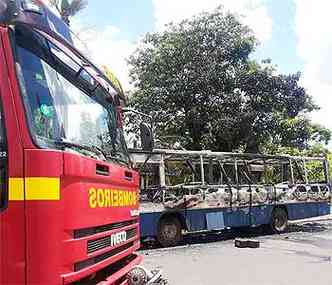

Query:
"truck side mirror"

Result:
[[140, 123, 154, 151]]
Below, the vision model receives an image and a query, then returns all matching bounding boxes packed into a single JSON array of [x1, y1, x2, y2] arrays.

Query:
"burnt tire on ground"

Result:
[[157, 216, 182, 247], [270, 207, 288, 233], [234, 238, 260, 248], [126, 267, 148, 285]]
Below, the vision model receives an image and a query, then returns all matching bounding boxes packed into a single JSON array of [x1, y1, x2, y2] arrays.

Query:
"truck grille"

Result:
[[87, 228, 137, 254], [74, 242, 134, 272], [74, 220, 136, 239]]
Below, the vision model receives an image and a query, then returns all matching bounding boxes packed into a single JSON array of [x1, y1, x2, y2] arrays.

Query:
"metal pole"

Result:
[[208, 158, 213, 185], [234, 159, 239, 185], [220, 163, 223, 184], [290, 159, 295, 185], [159, 154, 166, 187], [263, 159, 267, 185], [200, 155, 205, 185], [323, 155, 330, 184], [159, 154, 166, 203], [303, 159, 308, 184]]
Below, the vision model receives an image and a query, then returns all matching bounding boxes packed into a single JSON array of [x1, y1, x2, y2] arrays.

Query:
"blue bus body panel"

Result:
[[186, 210, 206, 231], [287, 202, 330, 220], [140, 212, 162, 237], [249, 206, 273, 225], [206, 212, 225, 230], [140, 202, 330, 238], [223, 208, 249, 228]]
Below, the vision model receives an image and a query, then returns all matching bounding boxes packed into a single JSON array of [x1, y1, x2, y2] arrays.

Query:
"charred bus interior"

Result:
[[132, 150, 331, 210]]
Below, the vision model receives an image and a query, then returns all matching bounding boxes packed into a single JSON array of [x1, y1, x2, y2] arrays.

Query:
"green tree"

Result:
[[265, 143, 332, 182], [49, 0, 87, 25], [128, 7, 330, 152]]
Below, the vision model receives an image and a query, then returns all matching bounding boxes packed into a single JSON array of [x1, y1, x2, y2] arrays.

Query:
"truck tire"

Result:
[[270, 207, 288, 233], [157, 216, 182, 247]]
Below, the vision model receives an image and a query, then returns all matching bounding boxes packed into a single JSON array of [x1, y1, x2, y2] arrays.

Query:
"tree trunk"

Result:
[[245, 136, 260, 153]]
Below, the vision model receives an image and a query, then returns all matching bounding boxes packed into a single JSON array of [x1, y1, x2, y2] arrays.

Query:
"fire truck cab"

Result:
[[0, 1, 143, 284]]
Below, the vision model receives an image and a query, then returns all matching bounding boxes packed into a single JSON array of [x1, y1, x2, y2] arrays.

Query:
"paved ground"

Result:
[[142, 215, 332, 285]]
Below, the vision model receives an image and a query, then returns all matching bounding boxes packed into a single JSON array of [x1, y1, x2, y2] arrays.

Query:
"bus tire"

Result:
[[157, 216, 182, 247], [270, 207, 288, 233]]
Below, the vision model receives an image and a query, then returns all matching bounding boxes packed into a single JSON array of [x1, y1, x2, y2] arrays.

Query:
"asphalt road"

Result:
[[142, 215, 332, 285]]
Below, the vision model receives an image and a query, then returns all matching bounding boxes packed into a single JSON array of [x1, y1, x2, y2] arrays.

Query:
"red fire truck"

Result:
[[0, 0, 154, 284]]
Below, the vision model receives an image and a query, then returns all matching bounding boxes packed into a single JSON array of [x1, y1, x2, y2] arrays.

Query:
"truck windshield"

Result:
[[14, 26, 129, 165]]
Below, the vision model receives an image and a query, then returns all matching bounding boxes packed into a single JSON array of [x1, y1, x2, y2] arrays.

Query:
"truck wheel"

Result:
[[270, 208, 288, 233], [157, 216, 182, 247]]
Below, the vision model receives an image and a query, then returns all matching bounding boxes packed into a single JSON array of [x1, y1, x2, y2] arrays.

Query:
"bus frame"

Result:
[[130, 148, 331, 247]]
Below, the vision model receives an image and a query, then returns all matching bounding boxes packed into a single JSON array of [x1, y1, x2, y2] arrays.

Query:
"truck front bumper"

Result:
[[97, 254, 143, 285]]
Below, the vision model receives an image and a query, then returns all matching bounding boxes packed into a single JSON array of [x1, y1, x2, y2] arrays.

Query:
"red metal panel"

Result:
[[24, 149, 64, 177], [63, 222, 140, 265], [0, 27, 25, 285], [62, 153, 139, 230], [24, 149, 140, 284], [24, 149, 65, 285], [62, 244, 141, 284], [61, 152, 140, 282]]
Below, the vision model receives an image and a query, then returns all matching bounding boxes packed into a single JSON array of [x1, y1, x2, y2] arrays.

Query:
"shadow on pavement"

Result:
[[141, 220, 332, 250]]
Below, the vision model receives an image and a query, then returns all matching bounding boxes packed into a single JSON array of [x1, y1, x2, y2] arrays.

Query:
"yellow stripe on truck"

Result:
[[9, 178, 25, 201], [25, 178, 60, 200], [8, 177, 60, 201]]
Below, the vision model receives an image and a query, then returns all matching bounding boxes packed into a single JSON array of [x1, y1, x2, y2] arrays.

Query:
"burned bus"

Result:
[[130, 149, 331, 247]]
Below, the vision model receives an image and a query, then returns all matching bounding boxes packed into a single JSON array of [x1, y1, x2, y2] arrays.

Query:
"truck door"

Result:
[[0, 27, 26, 284], [0, 100, 8, 285]]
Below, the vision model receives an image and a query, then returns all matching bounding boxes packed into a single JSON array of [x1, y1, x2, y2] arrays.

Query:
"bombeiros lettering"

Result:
[[89, 188, 137, 208]]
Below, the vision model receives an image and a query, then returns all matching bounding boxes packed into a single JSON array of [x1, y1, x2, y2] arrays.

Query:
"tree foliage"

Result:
[[265, 143, 332, 182], [128, 7, 330, 152], [49, 0, 87, 25]]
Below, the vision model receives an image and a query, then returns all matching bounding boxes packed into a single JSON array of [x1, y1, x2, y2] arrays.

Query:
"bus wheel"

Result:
[[157, 216, 182, 247], [270, 208, 288, 233]]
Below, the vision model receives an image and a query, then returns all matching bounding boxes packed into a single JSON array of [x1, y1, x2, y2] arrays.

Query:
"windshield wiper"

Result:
[[106, 154, 128, 165], [54, 139, 127, 165], [54, 138, 107, 160]]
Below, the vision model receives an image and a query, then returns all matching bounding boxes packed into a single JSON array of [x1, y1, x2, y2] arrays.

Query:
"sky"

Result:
[[46, 0, 332, 134]]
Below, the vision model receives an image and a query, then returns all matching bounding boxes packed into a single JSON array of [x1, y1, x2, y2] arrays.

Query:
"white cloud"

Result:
[[43, 1, 135, 90], [152, 0, 272, 42], [70, 19, 135, 90], [45, 1, 272, 92], [293, 0, 332, 131]]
